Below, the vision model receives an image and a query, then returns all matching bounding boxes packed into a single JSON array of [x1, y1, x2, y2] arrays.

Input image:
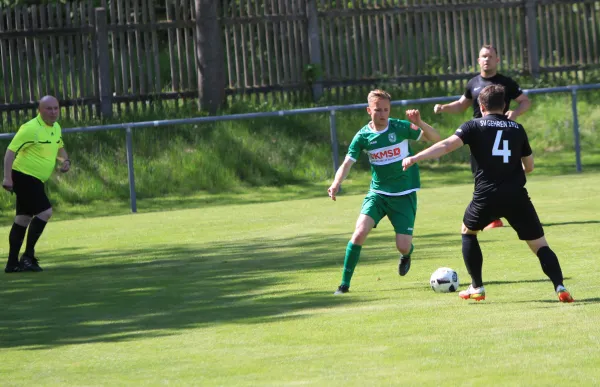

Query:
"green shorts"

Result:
[[360, 191, 418, 235]]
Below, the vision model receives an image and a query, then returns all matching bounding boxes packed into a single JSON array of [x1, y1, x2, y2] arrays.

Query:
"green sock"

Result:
[[341, 242, 362, 287], [401, 243, 414, 258]]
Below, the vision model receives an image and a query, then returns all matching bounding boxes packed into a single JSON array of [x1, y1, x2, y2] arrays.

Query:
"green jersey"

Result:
[[8, 114, 64, 182], [347, 118, 422, 196]]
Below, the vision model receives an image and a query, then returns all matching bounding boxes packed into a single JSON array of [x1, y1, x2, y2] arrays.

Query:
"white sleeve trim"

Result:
[[416, 130, 423, 141]]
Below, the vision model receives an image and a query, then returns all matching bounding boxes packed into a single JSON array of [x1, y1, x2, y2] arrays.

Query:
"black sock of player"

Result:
[[8, 223, 27, 264], [24, 217, 47, 257], [462, 234, 484, 288], [536, 246, 564, 290]]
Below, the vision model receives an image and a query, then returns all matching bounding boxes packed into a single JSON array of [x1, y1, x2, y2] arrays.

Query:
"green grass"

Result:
[[2, 89, 600, 220], [0, 172, 599, 385]]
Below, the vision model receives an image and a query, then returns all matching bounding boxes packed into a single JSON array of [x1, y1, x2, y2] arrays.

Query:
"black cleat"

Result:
[[20, 254, 43, 272], [4, 262, 22, 273], [334, 285, 349, 295], [398, 256, 411, 276]]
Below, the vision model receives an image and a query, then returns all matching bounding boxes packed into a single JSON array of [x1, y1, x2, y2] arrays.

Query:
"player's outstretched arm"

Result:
[[328, 157, 355, 201], [402, 135, 464, 171], [434, 96, 471, 114], [405, 109, 441, 143]]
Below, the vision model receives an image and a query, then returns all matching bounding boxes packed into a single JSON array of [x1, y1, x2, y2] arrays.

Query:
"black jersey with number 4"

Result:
[[455, 114, 532, 200], [464, 74, 523, 118]]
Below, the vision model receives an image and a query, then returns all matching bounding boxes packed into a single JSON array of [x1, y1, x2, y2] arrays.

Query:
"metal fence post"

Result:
[[95, 8, 113, 118], [570, 88, 582, 173], [125, 127, 138, 212], [329, 109, 340, 174]]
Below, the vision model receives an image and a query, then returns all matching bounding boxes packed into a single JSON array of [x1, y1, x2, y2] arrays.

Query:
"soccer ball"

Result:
[[430, 267, 459, 293]]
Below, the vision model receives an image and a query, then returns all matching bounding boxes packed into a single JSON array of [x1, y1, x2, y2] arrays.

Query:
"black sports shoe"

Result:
[[398, 256, 411, 276], [20, 254, 43, 272], [4, 261, 22, 273], [334, 285, 349, 295]]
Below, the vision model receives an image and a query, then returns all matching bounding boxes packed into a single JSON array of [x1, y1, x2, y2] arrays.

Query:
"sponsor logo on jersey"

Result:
[[474, 87, 481, 91], [369, 141, 377, 145], [367, 140, 409, 166], [388, 133, 397, 143]]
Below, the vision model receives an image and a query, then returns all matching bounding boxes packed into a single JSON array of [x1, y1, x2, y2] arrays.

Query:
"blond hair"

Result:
[[367, 89, 391, 103]]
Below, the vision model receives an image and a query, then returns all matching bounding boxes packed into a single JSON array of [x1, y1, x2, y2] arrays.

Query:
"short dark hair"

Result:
[[478, 85, 505, 112], [480, 44, 498, 56]]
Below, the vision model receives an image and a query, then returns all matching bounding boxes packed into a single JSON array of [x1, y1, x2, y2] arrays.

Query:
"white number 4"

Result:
[[492, 130, 511, 163]]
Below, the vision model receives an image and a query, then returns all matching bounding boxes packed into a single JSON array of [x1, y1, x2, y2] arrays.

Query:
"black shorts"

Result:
[[12, 170, 52, 216], [463, 188, 544, 241]]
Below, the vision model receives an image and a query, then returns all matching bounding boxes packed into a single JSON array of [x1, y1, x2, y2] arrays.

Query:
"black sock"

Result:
[[24, 217, 47, 257], [536, 246, 564, 290], [8, 223, 27, 264], [462, 234, 484, 288]]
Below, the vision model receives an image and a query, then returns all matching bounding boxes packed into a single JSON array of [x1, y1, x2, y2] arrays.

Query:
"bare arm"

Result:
[[2, 149, 16, 191], [506, 93, 532, 120], [434, 96, 471, 114], [57, 147, 71, 173], [327, 157, 355, 201], [522, 155, 534, 174], [405, 109, 441, 143], [402, 135, 465, 170]]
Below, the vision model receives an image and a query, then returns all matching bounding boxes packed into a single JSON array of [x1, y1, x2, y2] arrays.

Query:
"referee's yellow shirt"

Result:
[[8, 115, 64, 182]]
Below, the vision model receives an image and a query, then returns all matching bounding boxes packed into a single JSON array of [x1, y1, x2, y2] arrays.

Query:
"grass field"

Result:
[[0, 172, 599, 386]]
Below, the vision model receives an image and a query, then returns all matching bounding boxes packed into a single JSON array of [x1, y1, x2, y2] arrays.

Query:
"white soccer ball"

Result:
[[430, 267, 459, 293]]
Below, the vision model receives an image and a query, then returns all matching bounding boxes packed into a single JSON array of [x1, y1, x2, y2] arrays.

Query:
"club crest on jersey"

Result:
[[388, 133, 396, 143]]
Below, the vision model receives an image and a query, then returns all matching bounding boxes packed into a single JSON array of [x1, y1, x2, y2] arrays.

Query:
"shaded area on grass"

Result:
[[0, 230, 466, 350]]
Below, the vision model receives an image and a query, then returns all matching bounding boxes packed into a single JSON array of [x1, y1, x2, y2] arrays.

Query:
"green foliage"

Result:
[[1, 87, 599, 216]]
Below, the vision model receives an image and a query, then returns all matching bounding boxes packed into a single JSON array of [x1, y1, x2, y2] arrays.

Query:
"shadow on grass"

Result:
[[542, 220, 600, 227], [0, 233, 399, 350], [0, 229, 467, 350]]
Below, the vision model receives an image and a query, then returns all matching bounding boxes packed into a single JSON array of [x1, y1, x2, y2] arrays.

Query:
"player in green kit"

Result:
[[328, 89, 441, 294]]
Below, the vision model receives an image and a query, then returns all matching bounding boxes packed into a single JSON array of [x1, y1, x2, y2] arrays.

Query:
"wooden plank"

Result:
[[444, 5, 453, 73], [328, 1, 339, 79], [22, 5, 37, 114], [232, 0, 243, 90], [0, 7, 14, 124], [223, 0, 235, 89], [124, 0, 138, 112], [149, 0, 162, 108], [509, 6, 517, 69], [63, 2, 78, 119], [48, 5, 61, 100], [336, 6, 346, 78], [501, 5, 510, 70], [80, 2, 93, 117], [264, 1, 276, 89], [406, 6, 415, 74], [358, 4, 368, 76], [573, 2, 583, 66], [580, 2, 592, 65], [184, 0, 195, 91], [38, 6, 52, 102], [590, 1, 599, 64], [292, 0, 304, 85], [55, 4, 70, 118], [107, 0, 121, 115], [134, 0, 146, 104], [247, 0, 258, 87], [374, 5, 384, 76], [141, 0, 153, 99], [390, 0, 400, 76], [254, 0, 266, 87], [72, 3, 86, 118], [166, 1, 179, 94], [174, 0, 185, 94], [9, 7, 25, 107], [436, 2, 446, 74]]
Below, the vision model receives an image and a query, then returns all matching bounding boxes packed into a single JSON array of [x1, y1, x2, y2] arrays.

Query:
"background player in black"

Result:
[[433, 44, 532, 230], [403, 85, 573, 303]]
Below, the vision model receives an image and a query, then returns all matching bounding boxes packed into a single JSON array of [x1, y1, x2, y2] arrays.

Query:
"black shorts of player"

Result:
[[463, 188, 544, 241], [12, 170, 52, 216]]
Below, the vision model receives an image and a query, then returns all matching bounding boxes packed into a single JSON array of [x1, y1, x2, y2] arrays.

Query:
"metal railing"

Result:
[[2, 83, 598, 213]]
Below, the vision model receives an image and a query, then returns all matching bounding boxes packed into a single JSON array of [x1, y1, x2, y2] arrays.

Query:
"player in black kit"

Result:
[[403, 85, 574, 303], [434, 44, 532, 230]]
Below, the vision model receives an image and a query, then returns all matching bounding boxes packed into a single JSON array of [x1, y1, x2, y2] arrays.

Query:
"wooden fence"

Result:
[[1, 0, 599, 125]]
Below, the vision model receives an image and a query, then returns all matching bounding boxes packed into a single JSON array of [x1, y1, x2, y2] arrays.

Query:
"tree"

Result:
[[195, 0, 225, 114]]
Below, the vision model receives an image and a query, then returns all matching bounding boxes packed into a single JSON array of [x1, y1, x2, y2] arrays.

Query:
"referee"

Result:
[[433, 44, 531, 229], [2, 96, 70, 273]]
